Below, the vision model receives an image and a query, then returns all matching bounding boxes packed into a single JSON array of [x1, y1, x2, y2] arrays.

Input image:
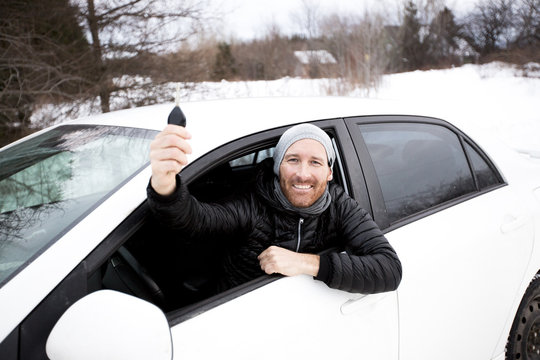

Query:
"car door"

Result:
[[347, 116, 534, 360], [166, 119, 399, 359]]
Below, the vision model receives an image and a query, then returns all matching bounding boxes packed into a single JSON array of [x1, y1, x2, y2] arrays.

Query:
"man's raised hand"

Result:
[[150, 124, 192, 196]]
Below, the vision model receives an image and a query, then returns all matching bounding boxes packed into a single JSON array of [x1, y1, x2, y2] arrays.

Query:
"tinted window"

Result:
[[464, 141, 502, 189], [0, 125, 157, 286], [359, 123, 475, 223]]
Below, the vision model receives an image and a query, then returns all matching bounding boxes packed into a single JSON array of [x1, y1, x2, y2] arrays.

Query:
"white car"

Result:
[[1, 97, 539, 360]]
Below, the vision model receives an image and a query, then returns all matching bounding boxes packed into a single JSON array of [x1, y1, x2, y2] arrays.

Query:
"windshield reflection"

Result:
[[0, 125, 157, 286]]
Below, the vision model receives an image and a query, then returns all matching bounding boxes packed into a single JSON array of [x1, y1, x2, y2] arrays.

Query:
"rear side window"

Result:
[[464, 141, 501, 189], [359, 123, 476, 223]]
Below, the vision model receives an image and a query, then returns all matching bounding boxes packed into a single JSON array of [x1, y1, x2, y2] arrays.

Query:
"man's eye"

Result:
[[287, 158, 298, 163], [311, 161, 322, 166]]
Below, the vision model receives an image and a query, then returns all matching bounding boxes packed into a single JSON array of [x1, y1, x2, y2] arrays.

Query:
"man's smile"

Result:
[[293, 184, 313, 190]]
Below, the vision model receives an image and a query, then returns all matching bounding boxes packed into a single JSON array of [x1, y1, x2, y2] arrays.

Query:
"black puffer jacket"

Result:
[[147, 160, 402, 293]]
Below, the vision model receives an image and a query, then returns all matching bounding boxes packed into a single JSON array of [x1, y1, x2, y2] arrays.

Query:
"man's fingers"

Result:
[[152, 159, 183, 175], [260, 260, 278, 275], [258, 246, 282, 274], [151, 133, 192, 156], [152, 147, 190, 167], [159, 124, 192, 139]]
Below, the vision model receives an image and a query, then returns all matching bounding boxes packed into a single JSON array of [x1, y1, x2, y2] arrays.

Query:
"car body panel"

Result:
[[169, 275, 398, 359], [1, 97, 540, 360], [391, 184, 534, 359]]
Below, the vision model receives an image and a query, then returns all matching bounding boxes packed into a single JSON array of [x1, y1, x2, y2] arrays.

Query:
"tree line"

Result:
[[0, 0, 538, 146]]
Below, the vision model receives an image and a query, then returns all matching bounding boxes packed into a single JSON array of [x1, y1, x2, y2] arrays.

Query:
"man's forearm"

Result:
[[300, 253, 320, 277]]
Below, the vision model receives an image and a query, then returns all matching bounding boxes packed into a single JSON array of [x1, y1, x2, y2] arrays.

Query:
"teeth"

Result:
[[294, 184, 311, 189]]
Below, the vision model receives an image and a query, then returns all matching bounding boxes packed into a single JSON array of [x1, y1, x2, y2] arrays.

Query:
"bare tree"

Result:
[[461, 0, 515, 58], [292, 0, 322, 39], [290, 0, 329, 77], [233, 24, 296, 80], [73, 0, 214, 112], [320, 11, 388, 93], [512, 0, 539, 62]]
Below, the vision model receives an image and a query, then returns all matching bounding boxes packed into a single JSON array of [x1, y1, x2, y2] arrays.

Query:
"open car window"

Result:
[[99, 126, 348, 315]]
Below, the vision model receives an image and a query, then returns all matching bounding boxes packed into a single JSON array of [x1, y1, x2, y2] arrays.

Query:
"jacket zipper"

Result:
[[295, 218, 304, 252]]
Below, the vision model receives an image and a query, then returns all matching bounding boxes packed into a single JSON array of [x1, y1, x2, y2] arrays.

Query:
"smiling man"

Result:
[[147, 123, 402, 294]]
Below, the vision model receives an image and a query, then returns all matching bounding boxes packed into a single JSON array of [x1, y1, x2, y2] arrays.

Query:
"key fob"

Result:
[[167, 105, 186, 127]]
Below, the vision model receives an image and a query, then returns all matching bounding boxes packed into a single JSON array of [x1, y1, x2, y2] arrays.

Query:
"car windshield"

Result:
[[0, 125, 157, 286]]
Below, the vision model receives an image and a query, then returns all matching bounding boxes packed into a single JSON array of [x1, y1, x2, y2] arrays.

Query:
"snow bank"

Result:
[[31, 62, 539, 151]]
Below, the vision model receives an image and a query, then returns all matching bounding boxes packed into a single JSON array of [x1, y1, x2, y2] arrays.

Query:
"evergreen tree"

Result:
[[212, 42, 237, 81], [426, 7, 462, 66], [398, 1, 426, 71], [0, 0, 91, 145]]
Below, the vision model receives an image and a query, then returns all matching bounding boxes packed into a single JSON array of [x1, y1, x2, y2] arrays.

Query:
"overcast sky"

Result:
[[216, 0, 480, 40]]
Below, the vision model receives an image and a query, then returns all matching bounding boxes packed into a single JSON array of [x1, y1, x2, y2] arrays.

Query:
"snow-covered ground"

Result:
[[33, 61, 539, 152]]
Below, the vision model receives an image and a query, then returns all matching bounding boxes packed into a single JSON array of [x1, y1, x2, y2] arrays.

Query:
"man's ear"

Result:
[[327, 168, 333, 182]]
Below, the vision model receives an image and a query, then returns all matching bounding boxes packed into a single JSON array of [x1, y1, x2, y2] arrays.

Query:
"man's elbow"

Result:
[[388, 256, 403, 291]]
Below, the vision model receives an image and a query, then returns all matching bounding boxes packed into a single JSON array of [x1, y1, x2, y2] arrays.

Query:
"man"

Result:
[[147, 123, 402, 294]]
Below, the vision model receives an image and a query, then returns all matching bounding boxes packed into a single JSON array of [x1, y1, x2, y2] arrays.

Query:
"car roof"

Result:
[[4, 96, 486, 162], [69, 96, 442, 130], [65, 96, 465, 161]]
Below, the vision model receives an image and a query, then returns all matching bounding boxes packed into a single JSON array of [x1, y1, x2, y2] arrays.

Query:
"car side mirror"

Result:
[[46, 290, 172, 360]]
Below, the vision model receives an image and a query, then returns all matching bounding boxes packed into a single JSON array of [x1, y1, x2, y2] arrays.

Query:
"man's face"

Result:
[[279, 139, 333, 208]]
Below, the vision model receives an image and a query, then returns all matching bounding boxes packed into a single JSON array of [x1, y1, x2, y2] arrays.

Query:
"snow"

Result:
[[368, 63, 540, 151], [32, 62, 539, 153]]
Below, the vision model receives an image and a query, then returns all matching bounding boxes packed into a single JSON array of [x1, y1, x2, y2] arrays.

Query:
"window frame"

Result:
[[345, 115, 506, 231], [165, 118, 367, 324], [461, 138, 505, 191]]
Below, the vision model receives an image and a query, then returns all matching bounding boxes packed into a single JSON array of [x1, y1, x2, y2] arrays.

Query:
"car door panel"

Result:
[[389, 186, 533, 360], [170, 275, 398, 359], [0, 329, 17, 360], [343, 115, 534, 359]]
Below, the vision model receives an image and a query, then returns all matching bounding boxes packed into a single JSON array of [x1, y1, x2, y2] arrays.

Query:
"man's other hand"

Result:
[[150, 124, 192, 196], [258, 246, 320, 277]]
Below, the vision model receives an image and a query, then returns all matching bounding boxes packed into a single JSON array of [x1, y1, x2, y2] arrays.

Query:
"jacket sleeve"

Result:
[[146, 174, 253, 237], [315, 190, 402, 294]]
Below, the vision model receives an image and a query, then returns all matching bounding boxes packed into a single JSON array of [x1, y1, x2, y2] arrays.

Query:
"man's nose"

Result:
[[296, 162, 310, 179]]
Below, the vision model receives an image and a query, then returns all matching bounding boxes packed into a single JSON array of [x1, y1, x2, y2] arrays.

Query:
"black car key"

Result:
[[167, 84, 186, 127], [167, 105, 186, 127]]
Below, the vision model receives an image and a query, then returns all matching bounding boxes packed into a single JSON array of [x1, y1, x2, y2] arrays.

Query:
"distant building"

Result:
[[294, 50, 337, 78]]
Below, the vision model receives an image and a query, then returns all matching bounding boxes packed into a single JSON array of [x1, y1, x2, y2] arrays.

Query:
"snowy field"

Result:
[[33, 61, 540, 152]]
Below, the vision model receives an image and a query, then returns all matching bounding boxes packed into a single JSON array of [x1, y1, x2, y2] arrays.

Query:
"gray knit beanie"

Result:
[[273, 123, 335, 176]]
